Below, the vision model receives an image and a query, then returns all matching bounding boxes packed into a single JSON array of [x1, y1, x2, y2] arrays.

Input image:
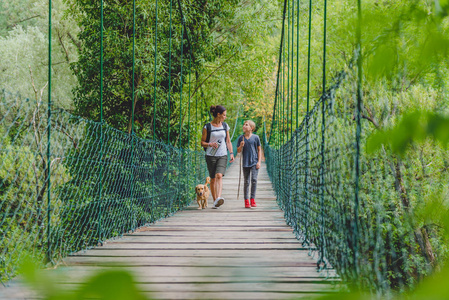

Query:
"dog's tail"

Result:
[[205, 177, 211, 185]]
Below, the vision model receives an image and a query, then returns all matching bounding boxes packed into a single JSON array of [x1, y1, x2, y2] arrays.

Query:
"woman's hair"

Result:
[[210, 105, 226, 118]]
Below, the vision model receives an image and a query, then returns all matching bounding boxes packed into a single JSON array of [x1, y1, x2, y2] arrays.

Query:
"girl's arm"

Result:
[[256, 145, 261, 169], [237, 137, 244, 153], [226, 130, 235, 163]]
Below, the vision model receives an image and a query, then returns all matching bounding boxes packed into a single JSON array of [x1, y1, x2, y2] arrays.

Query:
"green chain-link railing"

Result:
[[265, 0, 449, 294], [0, 91, 209, 280]]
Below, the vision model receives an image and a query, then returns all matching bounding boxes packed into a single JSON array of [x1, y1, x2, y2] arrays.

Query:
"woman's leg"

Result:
[[214, 173, 223, 199], [206, 155, 218, 200], [212, 156, 227, 207], [210, 178, 217, 200]]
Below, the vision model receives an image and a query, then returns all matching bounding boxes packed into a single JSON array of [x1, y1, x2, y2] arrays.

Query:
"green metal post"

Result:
[[318, 0, 327, 270], [290, 0, 294, 137], [167, 0, 173, 144], [178, 20, 184, 207], [287, 0, 290, 141], [296, 0, 299, 128], [188, 54, 191, 149], [195, 81, 198, 173], [302, 0, 313, 247], [153, 0, 158, 142], [151, 0, 158, 222], [130, 0, 137, 229], [179, 13, 184, 140], [282, 32, 285, 147], [166, 0, 173, 215], [98, 0, 105, 244], [354, 0, 363, 279], [131, 0, 136, 134], [187, 54, 191, 188], [46, 0, 52, 263]]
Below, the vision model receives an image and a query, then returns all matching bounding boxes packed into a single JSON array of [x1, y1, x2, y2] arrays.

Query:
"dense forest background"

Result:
[[0, 0, 281, 147], [2, 0, 448, 144]]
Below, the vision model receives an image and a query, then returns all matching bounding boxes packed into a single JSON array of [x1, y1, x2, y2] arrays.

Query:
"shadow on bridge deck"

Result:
[[1, 157, 340, 300]]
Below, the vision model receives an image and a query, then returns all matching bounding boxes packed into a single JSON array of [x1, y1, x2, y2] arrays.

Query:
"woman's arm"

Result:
[[200, 128, 208, 148], [201, 127, 218, 149]]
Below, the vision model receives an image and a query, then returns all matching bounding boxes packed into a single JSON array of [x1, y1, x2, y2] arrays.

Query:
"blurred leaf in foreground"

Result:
[[20, 258, 150, 300]]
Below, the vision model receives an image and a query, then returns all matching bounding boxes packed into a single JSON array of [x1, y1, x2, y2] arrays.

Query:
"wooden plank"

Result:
[[63, 256, 321, 265], [56, 282, 338, 293]]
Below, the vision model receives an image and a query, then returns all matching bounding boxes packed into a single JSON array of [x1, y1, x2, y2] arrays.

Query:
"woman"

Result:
[[201, 105, 235, 208]]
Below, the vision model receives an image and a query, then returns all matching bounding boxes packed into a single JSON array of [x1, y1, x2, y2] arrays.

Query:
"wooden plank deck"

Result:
[[1, 158, 339, 299]]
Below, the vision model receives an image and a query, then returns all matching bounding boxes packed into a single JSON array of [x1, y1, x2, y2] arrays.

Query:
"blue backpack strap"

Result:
[[205, 122, 212, 143], [223, 122, 228, 141], [204, 123, 211, 151]]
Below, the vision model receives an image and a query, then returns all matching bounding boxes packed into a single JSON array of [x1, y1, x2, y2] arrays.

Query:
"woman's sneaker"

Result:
[[213, 197, 224, 208]]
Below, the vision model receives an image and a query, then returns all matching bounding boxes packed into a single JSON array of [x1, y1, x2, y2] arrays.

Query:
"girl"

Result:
[[237, 120, 261, 208]]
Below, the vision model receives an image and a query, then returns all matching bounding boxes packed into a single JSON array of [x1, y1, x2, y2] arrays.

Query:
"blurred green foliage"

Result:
[[20, 258, 150, 300], [367, 111, 449, 155]]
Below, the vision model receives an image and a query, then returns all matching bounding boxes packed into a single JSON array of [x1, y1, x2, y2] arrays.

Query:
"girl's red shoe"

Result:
[[250, 198, 257, 207], [244, 199, 251, 208]]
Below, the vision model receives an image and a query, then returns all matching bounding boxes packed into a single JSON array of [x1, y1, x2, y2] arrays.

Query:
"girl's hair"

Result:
[[244, 120, 256, 131], [210, 105, 226, 118]]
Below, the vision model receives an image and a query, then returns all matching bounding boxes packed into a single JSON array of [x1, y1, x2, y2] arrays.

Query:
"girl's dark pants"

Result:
[[243, 166, 259, 200]]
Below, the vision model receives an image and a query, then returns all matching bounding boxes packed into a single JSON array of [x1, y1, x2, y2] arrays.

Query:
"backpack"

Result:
[[204, 122, 228, 151]]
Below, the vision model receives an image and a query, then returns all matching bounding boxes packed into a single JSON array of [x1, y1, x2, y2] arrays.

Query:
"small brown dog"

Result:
[[195, 177, 211, 209]]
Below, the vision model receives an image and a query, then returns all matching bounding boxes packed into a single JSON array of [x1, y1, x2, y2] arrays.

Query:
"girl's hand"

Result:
[[256, 162, 261, 169], [209, 142, 218, 149], [229, 154, 235, 163]]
